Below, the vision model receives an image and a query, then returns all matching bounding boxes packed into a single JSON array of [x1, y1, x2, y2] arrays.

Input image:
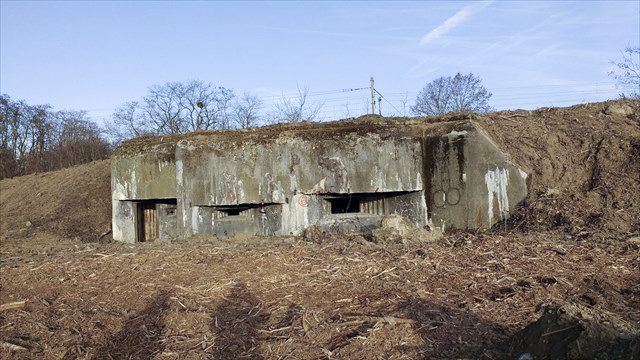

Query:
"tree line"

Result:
[[0, 95, 111, 179], [104, 73, 493, 143]]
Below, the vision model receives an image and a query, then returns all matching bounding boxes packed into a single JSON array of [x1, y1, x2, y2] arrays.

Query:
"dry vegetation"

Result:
[[1, 99, 639, 359]]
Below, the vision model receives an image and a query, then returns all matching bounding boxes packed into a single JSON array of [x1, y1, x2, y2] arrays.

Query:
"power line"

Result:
[[374, 89, 401, 115], [81, 80, 624, 126], [342, 87, 368, 92]]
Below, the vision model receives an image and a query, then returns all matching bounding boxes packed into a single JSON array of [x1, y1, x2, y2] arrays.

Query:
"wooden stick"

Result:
[[0, 301, 26, 312], [99, 228, 112, 241], [0, 341, 27, 351]]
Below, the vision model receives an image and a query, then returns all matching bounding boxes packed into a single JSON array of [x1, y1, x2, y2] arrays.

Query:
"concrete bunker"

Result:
[[112, 116, 528, 244]]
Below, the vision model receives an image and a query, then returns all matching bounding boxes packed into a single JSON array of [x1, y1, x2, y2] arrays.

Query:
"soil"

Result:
[[475, 99, 640, 239], [1, 99, 639, 359]]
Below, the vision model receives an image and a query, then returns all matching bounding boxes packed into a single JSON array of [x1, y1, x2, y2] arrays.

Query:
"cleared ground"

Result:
[[1, 100, 639, 359]]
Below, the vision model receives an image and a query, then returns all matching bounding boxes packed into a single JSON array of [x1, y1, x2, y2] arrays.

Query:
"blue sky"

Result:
[[1, 0, 638, 125]]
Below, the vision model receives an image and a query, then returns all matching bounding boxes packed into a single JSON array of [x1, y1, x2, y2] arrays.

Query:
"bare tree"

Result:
[[110, 80, 236, 138], [179, 81, 234, 131], [400, 90, 411, 117], [361, 95, 371, 116], [108, 101, 147, 144], [341, 102, 352, 119], [0, 95, 53, 174], [275, 85, 324, 123], [233, 92, 262, 128], [609, 46, 640, 98], [411, 73, 492, 116], [215, 87, 235, 130], [143, 81, 188, 134], [0, 95, 110, 179], [50, 110, 111, 169]]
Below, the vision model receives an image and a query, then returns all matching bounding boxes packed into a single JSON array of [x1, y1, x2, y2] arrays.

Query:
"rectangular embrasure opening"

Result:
[[210, 203, 279, 219], [323, 191, 418, 215], [329, 196, 360, 213], [225, 209, 242, 216]]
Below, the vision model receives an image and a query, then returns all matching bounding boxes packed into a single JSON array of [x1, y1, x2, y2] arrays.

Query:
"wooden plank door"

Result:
[[137, 203, 157, 242], [143, 206, 157, 242]]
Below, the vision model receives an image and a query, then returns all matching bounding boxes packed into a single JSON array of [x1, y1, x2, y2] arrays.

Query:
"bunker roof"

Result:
[[113, 113, 479, 157]]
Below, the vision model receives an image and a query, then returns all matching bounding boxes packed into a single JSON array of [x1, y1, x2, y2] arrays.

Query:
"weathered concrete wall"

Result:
[[157, 203, 178, 242], [177, 133, 423, 206], [112, 118, 528, 243], [176, 130, 426, 237], [189, 205, 283, 237], [466, 125, 528, 229], [423, 124, 527, 231], [112, 200, 136, 244], [111, 142, 177, 200], [112, 139, 178, 243]]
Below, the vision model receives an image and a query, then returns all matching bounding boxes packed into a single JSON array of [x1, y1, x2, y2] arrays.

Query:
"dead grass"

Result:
[[1, 232, 638, 359]]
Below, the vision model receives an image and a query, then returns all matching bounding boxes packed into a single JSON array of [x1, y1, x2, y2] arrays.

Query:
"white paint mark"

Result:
[[447, 130, 468, 137], [485, 167, 510, 226], [130, 170, 137, 197], [329, 156, 351, 192], [157, 160, 170, 172], [192, 207, 199, 233], [272, 181, 286, 204], [301, 204, 309, 229], [182, 200, 188, 228], [290, 173, 298, 193], [176, 160, 183, 186], [518, 168, 528, 180], [280, 201, 290, 234], [112, 182, 128, 200], [372, 165, 388, 192], [237, 179, 244, 203], [311, 178, 326, 193]]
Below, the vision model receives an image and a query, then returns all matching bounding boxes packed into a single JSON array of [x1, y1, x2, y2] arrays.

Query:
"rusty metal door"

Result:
[[138, 203, 157, 242]]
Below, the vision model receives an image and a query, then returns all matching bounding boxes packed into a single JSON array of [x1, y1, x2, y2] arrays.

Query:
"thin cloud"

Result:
[[407, 9, 568, 79], [419, 1, 493, 46], [253, 25, 414, 42]]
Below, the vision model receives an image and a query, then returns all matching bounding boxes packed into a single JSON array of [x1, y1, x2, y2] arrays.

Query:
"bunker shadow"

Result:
[[391, 296, 510, 359], [392, 296, 639, 359], [210, 282, 269, 359], [92, 290, 170, 360]]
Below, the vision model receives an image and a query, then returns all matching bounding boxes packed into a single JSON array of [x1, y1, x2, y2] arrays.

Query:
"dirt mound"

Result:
[[0, 160, 112, 243], [476, 99, 640, 239]]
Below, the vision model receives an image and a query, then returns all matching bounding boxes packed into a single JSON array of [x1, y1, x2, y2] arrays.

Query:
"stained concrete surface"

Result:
[[112, 117, 527, 243]]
